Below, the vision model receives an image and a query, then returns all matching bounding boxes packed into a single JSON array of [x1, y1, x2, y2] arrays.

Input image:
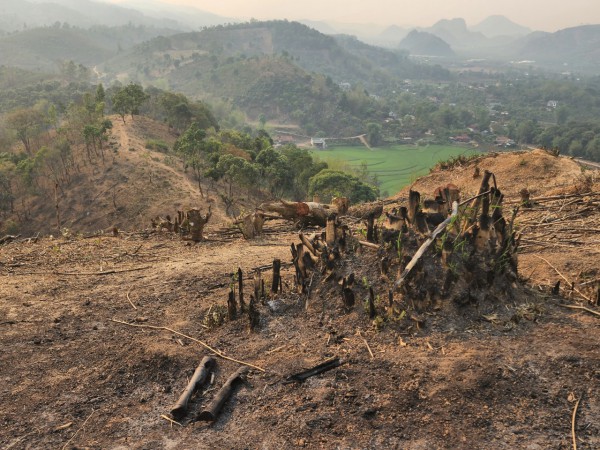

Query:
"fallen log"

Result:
[[197, 367, 248, 422], [358, 240, 380, 250], [258, 200, 330, 227], [0, 234, 21, 245], [285, 357, 343, 383], [170, 356, 216, 420], [347, 201, 383, 220]]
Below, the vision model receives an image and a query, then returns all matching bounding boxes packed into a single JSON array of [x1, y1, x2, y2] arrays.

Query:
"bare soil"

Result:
[[1, 143, 599, 449]]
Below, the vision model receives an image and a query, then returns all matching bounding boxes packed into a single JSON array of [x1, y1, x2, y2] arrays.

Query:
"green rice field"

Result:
[[311, 145, 480, 196]]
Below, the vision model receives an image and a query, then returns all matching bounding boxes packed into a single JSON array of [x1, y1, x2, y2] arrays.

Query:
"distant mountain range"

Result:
[[399, 30, 454, 57], [1, 0, 600, 75], [0, 0, 229, 32], [471, 15, 531, 38]]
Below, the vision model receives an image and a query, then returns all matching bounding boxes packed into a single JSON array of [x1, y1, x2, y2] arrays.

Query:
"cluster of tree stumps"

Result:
[[224, 260, 284, 331], [285, 170, 520, 327], [151, 206, 211, 242]]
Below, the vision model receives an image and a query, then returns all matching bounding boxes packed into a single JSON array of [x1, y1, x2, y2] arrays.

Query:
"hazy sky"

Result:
[[113, 0, 600, 31]]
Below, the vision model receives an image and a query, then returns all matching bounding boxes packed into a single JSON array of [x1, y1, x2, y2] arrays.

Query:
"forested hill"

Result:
[[516, 25, 600, 73], [0, 24, 182, 71], [103, 20, 451, 92]]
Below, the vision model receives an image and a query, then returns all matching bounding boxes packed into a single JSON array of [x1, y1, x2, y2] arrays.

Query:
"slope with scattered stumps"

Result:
[[10, 115, 231, 237], [0, 149, 598, 449]]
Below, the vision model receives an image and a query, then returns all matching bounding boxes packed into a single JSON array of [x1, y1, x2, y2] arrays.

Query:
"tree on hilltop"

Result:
[[112, 83, 148, 123]]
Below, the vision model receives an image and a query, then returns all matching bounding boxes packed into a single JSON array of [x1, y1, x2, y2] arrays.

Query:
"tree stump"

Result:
[[271, 259, 282, 294], [238, 267, 245, 313], [187, 206, 211, 242], [227, 289, 237, 320]]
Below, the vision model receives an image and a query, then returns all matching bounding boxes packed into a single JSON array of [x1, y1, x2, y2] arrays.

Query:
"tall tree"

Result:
[[6, 108, 44, 155], [112, 83, 148, 123]]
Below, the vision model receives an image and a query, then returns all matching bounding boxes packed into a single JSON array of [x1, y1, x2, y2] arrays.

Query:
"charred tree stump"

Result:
[[326, 215, 338, 247], [368, 286, 376, 319], [380, 256, 390, 278], [197, 367, 248, 422], [248, 295, 260, 331], [299, 232, 318, 257], [238, 267, 245, 313], [463, 170, 492, 233], [253, 269, 262, 303], [272, 259, 282, 294], [388, 289, 394, 308], [394, 201, 459, 291], [341, 275, 355, 310], [227, 289, 237, 320], [408, 190, 420, 225], [171, 356, 216, 420], [291, 243, 318, 294], [332, 197, 349, 215], [366, 215, 376, 243]]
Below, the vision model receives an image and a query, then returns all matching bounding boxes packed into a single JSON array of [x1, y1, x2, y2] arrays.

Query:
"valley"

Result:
[[1, 2, 600, 449]]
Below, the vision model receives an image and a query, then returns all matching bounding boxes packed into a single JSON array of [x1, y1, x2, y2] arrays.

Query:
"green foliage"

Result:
[[315, 145, 479, 196], [5, 108, 44, 155], [111, 83, 149, 121], [216, 154, 259, 191], [308, 169, 379, 203], [145, 139, 170, 153], [366, 122, 382, 147]]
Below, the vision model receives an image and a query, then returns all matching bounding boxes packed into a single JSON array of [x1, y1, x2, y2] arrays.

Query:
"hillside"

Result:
[[0, 24, 182, 72], [470, 15, 531, 38], [516, 25, 600, 73], [399, 30, 455, 57], [1, 150, 598, 448], [103, 21, 451, 92], [425, 18, 488, 50], [396, 149, 599, 297], [0, 0, 187, 32], [0, 27, 113, 71], [10, 115, 229, 236]]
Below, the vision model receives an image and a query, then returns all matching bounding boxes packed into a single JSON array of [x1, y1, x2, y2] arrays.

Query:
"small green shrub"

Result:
[[1, 219, 19, 235], [145, 139, 170, 153]]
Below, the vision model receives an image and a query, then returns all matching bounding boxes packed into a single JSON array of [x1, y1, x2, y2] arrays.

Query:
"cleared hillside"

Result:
[[0, 149, 598, 449], [13, 115, 228, 235]]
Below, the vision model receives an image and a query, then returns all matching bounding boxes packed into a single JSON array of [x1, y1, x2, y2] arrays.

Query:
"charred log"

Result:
[[197, 367, 248, 422]]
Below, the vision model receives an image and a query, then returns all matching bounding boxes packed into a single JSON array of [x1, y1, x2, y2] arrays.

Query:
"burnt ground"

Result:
[[1, 223, 599, 450], [1, 149, 599, 449]]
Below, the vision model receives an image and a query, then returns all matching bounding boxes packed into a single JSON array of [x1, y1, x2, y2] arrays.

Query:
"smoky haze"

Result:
[[107, 0, 600, 31]]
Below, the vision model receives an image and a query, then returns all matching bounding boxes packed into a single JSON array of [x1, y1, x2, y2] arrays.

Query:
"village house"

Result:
[[310, 137, 327, 149]]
